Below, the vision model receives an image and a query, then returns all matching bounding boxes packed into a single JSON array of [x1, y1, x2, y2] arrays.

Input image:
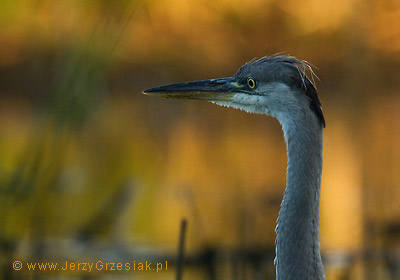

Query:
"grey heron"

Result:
[[143, 55, 326, 279]]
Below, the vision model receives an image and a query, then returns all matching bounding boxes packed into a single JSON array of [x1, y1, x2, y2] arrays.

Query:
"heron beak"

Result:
[[143, 77, 243, 101]]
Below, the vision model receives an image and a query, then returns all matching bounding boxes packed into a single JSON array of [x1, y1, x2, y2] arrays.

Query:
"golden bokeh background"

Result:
[[0, 0, 399, 279]]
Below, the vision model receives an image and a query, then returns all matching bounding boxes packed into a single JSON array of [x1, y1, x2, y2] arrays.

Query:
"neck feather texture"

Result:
[[275, 116, 324, 280]]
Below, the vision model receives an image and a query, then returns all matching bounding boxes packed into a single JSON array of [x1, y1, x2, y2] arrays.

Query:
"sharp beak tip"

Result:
[[142, 88, 159, 96]]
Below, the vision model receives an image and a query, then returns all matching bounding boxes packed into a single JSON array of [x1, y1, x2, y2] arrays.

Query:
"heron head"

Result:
[[143, 55, 325, 128]]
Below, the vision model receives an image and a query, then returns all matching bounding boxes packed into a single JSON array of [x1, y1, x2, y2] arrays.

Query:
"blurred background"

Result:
[[0, 0, 399, 279]]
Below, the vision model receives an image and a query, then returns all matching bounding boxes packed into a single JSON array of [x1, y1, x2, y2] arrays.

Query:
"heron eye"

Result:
[[247, 78, 256, 89]]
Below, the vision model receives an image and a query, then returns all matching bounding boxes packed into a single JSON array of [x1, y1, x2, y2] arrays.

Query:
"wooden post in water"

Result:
[[176, 218, 187, 280]]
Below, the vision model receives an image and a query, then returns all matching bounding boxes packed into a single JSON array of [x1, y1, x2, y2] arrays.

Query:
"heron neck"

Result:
[[275, 118, 324, 280]]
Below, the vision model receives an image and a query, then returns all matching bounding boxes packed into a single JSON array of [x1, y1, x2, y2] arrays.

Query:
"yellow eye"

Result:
[[247, 78, 256, 89]]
